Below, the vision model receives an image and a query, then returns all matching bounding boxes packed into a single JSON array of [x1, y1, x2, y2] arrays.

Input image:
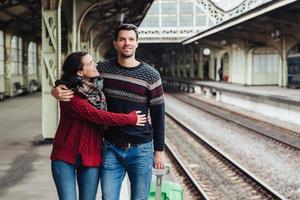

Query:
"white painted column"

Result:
[[246, 50, 253, 85], [41, 1, 62, 138], [209, 51, 215, 80], [282, 37, 287, 87], [215, 53, 221, 81]]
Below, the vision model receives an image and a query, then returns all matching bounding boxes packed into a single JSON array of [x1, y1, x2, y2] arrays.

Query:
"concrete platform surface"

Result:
[[0, 93, 57, 200]]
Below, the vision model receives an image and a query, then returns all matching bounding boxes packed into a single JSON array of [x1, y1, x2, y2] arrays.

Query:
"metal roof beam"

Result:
[[183, 0, 298, 45]]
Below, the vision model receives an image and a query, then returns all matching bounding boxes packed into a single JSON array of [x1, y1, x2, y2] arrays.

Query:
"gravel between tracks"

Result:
[[165, 94, 300, 200]]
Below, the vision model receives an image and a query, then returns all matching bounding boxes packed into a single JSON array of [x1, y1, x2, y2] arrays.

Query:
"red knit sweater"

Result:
[[50, 94, 137, 167]]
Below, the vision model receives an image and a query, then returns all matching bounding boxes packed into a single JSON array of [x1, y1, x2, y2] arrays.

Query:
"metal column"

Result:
[[41, 0, 62, 138]]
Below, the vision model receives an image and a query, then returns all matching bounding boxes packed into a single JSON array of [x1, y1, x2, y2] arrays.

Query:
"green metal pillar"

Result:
[[4, 33, 12, 97], [176, 55, 181, 77], [198, 48, 203, 79], [0, 31, 4, 97], [22, 40, 30, 89], [37, 44, 42, 85], [68, 0, 77, 54], [190, 46, 194, 79], [41, 0, 62, 139], [282, 37, 287, 87], [209, 50, 215, 80], [215, 53, 222, 81], [170, 51, 176, 77], [182, 48, 187, 78]]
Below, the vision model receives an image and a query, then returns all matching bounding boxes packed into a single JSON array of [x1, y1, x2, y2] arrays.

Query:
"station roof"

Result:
[[0, 0, 153, 51], [0, 0, 40, 40], [182, 0, 300, 46]]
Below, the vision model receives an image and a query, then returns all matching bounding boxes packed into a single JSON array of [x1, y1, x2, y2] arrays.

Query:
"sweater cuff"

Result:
[[128, 111, 137, 125], [154, 144, 164, 151]]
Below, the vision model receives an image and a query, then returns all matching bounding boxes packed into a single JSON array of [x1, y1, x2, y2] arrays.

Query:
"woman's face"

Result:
[[78, 54, 99, 80]]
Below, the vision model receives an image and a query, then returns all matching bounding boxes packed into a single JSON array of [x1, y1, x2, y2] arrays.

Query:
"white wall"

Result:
[[230, 47, 246, 84], [252, 47, 280, 85]]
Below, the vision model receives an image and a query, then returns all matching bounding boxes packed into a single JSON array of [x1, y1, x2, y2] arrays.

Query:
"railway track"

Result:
[[169, 92, 300, 151], [165, 113, 286, 200]]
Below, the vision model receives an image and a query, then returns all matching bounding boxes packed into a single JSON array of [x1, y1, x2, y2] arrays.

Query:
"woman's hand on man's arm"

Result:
[[51, 85, 74, 102]]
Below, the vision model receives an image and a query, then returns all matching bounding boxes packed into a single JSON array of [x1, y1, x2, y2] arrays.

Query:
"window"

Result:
[[147, 3, 159, 14], [196, 15, 207, 26], [28, 42, 37, 75], [179, 2, 193, 26], [161, 3, 176, 14], [180, 16, 193, 26], [18, 37, 23, 75], [162, 16, 176, 27], [11, 36, 19, 75], [0, 31, 4, 76], [142, 16, 159, 27], [180, 3, 193, 14]]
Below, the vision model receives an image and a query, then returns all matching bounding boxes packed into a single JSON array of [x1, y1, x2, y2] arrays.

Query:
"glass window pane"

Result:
[[208, 18, 215, 26], [0, 31, 4, 75], [196, 15, 207, 26], [141, 16, 159, 27], [147, 3, 159, 14], [180, 15, 193, 26], [196, 7, 204, 14], [0, 61, 4, 75], [180, 3, 193, 14], [0, 31, 3, 45], [28, 42, 37, 75], [161, 3, 176, 14], [19, 39, 23, 75], [162, 16, 177, 27]]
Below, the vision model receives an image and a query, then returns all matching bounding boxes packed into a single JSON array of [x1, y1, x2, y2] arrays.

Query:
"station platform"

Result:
[[191, 81, 300, 105], [0, 93, 131, 200], [164, 78, 300, 132]]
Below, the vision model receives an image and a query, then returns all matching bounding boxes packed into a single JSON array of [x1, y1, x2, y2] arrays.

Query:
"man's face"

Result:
[[114, 30, 138, 58]]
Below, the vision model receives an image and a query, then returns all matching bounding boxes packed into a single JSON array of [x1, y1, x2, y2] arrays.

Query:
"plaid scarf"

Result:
[[76, 77, 107, 111]]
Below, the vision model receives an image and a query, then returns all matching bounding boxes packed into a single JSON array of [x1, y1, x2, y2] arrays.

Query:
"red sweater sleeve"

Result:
[[60, 95, 137, 126]]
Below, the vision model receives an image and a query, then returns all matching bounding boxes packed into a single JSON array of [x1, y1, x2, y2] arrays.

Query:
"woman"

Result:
[[50, 51, 147, 200]]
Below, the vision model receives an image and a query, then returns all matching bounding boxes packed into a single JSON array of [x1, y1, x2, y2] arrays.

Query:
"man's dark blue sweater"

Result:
[[97, 58, 165, 151]]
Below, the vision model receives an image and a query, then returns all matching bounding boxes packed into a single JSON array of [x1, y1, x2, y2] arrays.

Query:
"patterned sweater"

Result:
[[98, 58, 165, 151]]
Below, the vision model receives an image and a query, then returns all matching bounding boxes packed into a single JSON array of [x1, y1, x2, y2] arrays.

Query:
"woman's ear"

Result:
[[77, 71, 83, 77]]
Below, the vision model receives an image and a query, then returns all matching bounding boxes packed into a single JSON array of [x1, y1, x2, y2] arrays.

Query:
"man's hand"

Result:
[[51, 85, 74, 101], [153, 151, 165, 169]]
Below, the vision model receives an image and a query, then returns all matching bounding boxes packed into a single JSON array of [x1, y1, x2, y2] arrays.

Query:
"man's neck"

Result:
[[117, 56, 140, 68]]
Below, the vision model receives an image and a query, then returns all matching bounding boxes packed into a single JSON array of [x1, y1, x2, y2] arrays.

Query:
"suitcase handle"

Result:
[[153, 165, 171, 200], [153, 164, 170, 176]]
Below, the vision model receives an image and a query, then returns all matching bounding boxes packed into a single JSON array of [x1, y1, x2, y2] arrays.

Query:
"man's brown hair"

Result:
[[114, 23, 138, 41]]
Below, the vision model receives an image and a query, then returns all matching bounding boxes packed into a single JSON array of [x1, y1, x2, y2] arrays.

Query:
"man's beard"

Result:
[[119, 51, 134, 58]]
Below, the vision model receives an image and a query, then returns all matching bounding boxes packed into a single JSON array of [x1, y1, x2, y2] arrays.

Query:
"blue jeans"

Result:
[[100, 141, 153, 200], [51, 155, 100, 200]]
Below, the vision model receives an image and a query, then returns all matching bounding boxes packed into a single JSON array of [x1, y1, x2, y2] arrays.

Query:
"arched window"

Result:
[[11, 36, 23, 75], [179, 2, 193, 26], [18, 37, 23, 75], [0, 31, 4, 76], [252, 47, 280, 85], [28, 42, 37, 75]]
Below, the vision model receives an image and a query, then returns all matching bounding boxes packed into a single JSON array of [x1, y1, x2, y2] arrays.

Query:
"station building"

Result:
[[0, 0, 299, 137]]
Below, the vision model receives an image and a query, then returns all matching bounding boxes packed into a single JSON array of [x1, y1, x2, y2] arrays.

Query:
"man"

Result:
[[52, 24, 165, 200]]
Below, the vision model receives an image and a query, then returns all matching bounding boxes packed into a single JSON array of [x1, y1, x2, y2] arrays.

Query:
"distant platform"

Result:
[[163, 78, 300, 127]]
